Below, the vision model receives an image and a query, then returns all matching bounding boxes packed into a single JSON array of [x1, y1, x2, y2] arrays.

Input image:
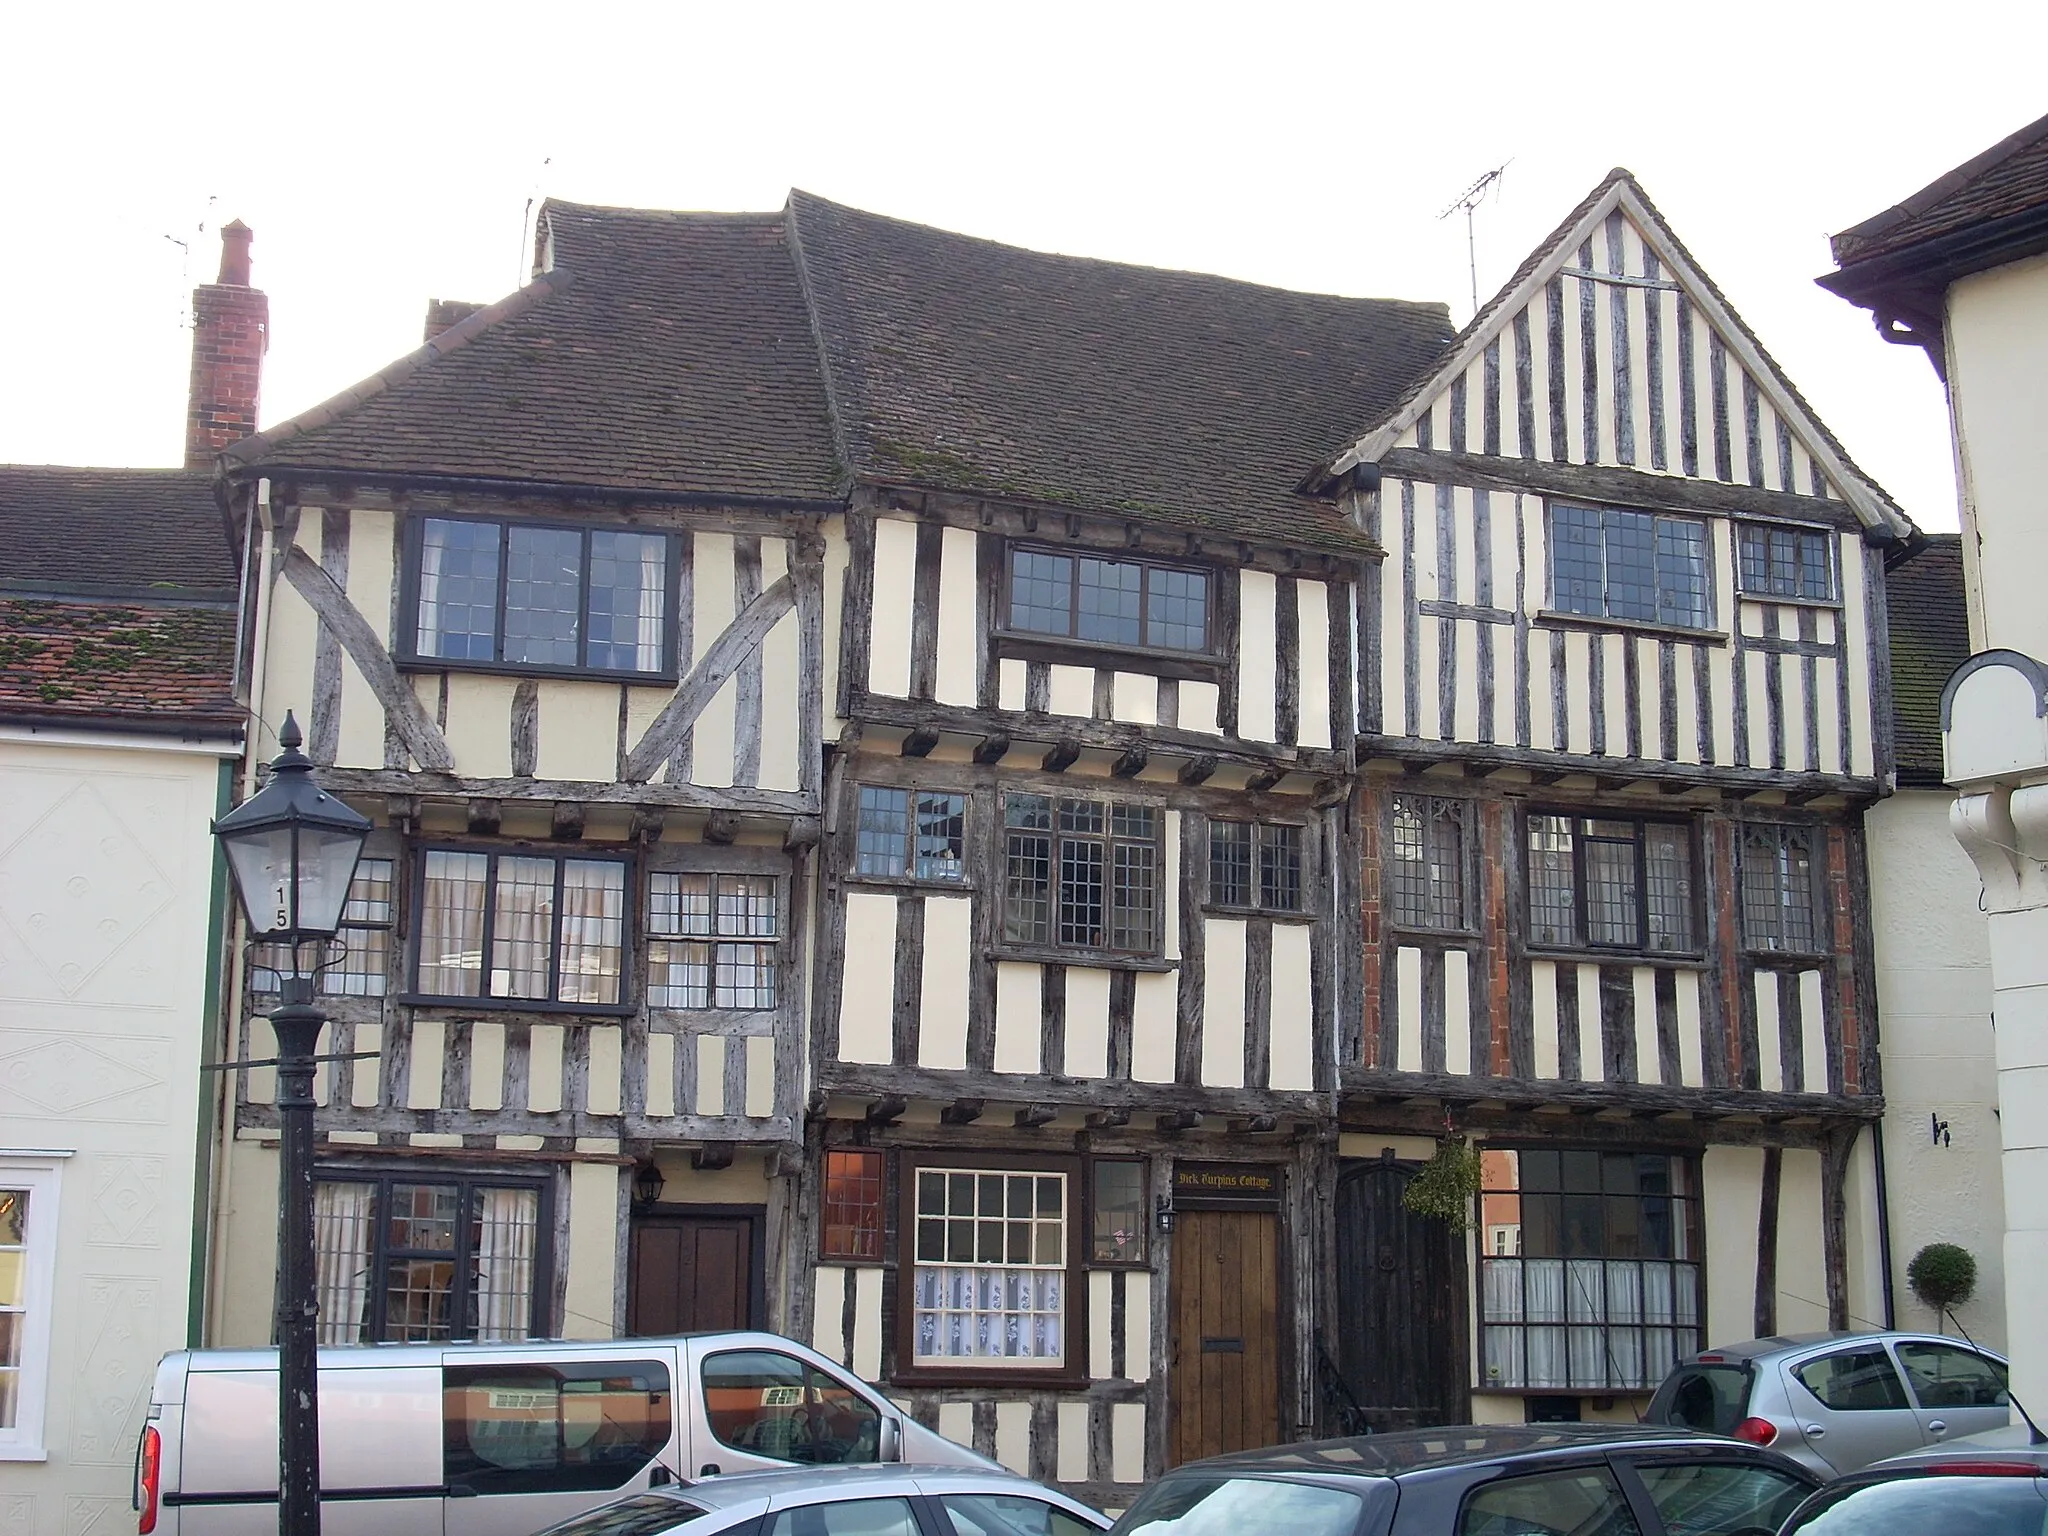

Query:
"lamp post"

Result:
[[212, 713, 371, 1536]]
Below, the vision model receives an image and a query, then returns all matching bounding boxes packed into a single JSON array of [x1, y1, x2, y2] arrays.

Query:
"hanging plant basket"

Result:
[[1403, 1135, 1483, 1233]]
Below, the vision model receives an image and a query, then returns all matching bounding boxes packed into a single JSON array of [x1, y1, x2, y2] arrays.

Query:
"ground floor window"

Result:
[[1478, 1149, 1701, 1392], [0, 1157, 62, 1459], [905, 1160, 1071, 1372], [314, 1171, 546, 1343]]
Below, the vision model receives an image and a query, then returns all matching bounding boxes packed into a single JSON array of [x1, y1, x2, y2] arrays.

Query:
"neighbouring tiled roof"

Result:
[[0, 598, 240, 728], [1886, 535, 1970, 787], [787, 191, 1454, 551], [0, 466, 236, 596], [1831, 113, 2048, 268], [230, 207, 847, 505]]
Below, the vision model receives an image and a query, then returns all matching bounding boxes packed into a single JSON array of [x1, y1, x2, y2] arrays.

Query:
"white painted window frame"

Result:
[[0, 1152, 70, 1461]]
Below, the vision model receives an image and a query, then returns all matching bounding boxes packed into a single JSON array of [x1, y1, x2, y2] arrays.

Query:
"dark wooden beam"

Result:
[[864, 1096, 907, 1128], [630, 805, 666, 843], [1156, 1109, 1200, 1134], [902, 726, 940, 759], [704, 812, 740, 846], [1230, 1114, 1279, 1134], [940, 1098, 985, 1126], [973, 735, 1012, 766], [1086, 1107, 1131, 1130], [466, 798, 502, 836], [550, 801, 585, 841], [691, 1143, 737, 1172], [783, 815, 822, 850], [1041, 740, 1081, 774], [1014, 1103, 1059, 1130], [1246, 767, 1287, 794], [1178, 755, 1218, 786], [1110, 746, 1148, 779]]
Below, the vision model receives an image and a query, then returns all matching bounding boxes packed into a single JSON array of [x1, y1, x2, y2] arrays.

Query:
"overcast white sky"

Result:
[[5, 2, 2043, 531]]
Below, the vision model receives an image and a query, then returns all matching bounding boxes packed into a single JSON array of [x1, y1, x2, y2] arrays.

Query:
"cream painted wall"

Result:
[[1946, 251, 2048, 657], [0, 732, 233, 1521], [1867, 790, 2004, 1345], [1702, 1146, 1764, 1346]]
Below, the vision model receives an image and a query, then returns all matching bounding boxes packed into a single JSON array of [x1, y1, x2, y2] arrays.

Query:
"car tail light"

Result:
[[1915, 1461, 2044, 1476], [138, 1426, 161, 1535], [1696, 1354, 1727, 1363], [1731, 1417, 1779, 1446]]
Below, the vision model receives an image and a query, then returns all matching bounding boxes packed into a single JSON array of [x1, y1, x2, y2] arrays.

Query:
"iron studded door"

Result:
[[1333, 1158, 1468, 1432]]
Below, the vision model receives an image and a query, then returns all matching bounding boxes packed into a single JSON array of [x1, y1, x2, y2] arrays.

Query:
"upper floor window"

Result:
[[1738, 523, 1834, 602], [854, 786, 967, 882], [1002, 794, 1158, 955], [412, 516, 672, 675], [1390, 795, 1468, 931], [1551, 503, 1712, 630], [1741, 824, 1825, 954], [255, 857, 395, 998], [1527, 814, 1697, 954], [415, 848, 627, 1007], [1005, 547, 1210, 653], [1209, 820, 1305, 914], [646, 872, 778, 1009]]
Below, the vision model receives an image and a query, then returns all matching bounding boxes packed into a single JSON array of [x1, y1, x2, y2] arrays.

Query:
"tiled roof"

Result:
[[0, 598, 240, 729], [1831, 113, 2048, 268], [0, 466, 236, 597], [1885, 534, 1970, 787], [230, 207, 847, 505], [787, 191, 1453, 551]]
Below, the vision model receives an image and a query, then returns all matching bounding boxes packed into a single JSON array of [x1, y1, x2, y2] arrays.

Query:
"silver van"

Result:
[[138, 1331, 994, 1536]]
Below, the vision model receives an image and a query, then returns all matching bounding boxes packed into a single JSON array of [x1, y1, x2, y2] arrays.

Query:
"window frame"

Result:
[[644, 869, 782, 1012], [1205, 819, 1311, 919], [1735, 519, 1838, 605], [312, 1167, 552, 1344], [820, 1148, 885, 1262], [997, 792, 1165, 965], [0, 1155, 64, 1461], [998, 541, 1219, 663], [399, 511, 682, 682], [406, 843, 635, 1014], [1523, 811, 1703, 958], [1387, 794, 1473, 935], [252, 855, 397, 999], [1545, 499, 1717, 635], [849, 784, 970, 889], [893, 1150, 1086, 1388], [1085, 1157, 1150, 1270], [1739, 823, 1829, 957]]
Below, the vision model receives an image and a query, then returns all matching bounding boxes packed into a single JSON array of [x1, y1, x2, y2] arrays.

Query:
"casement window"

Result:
[[414, 848, 627, 1007], [1737, 523, 1834, 602], [411, 515, 673, 676], [0, 1158, 62, 1460], [1527, 815, 1697, 954], [312, 1171, 546, 1343], [1088, 1159, 1148, 1267], [1551, 503, 1712, 630], [821, 1149, 884, 1261], [254, 857, 395, 997], [906, 1160, 1071, 1374], [1741, 825, 1825, 954], [853, 786, 967, 882], [1006, 546, 1210, 653], [1479, 1150, 1703, 1392], [1002, 795, 1158, 955], [1208, 820, 1305, 914], [646, 872, 777, 1010], [1390, 795, 1468, 931]]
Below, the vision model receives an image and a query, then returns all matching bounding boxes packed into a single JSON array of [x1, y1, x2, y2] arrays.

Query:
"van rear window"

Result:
[[1652, 1364, 1752, 1435], [537, 1494, 707, 1536]]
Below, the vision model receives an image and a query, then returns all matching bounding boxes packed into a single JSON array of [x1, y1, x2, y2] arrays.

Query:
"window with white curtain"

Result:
[[646, 872, 779, 1010], [252, 858, 395, 998], [412, 516, 672, 675], [908, 1162, 1070, 1374], [0, 1157, 62, 1460], [414, 848, 627, 1007], [313, 1172, 543, 1343], [1478, 1149, 1702, 1394]]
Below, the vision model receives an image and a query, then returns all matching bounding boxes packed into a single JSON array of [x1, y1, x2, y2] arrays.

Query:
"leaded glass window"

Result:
[[415, 849, 627, 1005], [1005, 548, 1210, 653], [853, 786, 966, 881], [647, 872, 778, 1009], [1551, 504, 1712, 630], [254, 857, 394, 997], [1390, 796, 1467, 930], [1741, 824, 1824, 953], [1209, 821, 1305, 914], [1002, 794, 1158, 954], [1738, 523, 1833, 602], [1524, 815, 1697, 954], [911, 1167, 1067, 1369]]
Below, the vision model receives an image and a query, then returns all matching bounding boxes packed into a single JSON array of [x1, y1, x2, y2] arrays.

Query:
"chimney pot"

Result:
[[217, 219, 254, 286]]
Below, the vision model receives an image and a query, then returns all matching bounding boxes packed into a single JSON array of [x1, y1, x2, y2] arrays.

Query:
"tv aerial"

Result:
[[1438, 162, 1511, 316]]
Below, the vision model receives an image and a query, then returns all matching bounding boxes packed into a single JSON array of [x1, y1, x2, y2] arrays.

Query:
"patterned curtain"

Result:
[[313, 1182, 376, 1344]]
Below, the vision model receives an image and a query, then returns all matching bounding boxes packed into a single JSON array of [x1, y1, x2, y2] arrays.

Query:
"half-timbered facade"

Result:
[[1312, 170, 1909, 1427], [197, 172, 1915, 1504]]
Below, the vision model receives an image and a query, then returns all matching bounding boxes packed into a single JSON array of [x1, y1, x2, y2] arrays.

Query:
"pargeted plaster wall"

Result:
[[1866, 790, 2004, 1346], [1946, 251, 2048, 658], [0, 734, 230, 1532]]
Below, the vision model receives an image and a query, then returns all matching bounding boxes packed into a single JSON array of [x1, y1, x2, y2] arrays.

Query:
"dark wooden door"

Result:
[[1332, 1159, 1468, 1432], [1169, 1208, 1281, 1466], [626, 1211, 758, 1335]]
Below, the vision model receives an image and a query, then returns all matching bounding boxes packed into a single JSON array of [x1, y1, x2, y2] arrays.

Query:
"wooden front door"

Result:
[[1169, 1208, 1282, 1466], [626, 1210, 760, 1335], [1332, 1159, 1468, 1432]]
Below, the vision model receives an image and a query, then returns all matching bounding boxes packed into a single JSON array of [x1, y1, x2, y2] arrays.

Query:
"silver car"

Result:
[[535, 1466, 1110, 1536], [1645, 1330, 2012, 1476]]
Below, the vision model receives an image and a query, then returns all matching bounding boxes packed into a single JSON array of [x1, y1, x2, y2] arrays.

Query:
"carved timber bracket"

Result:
[[622, 574, 796, 782]]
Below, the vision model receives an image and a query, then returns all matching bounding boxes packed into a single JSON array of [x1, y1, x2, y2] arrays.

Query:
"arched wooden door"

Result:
[[1332, 1157, 1468, 1432]]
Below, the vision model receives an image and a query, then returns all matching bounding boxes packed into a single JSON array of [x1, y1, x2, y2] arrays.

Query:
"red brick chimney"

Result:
[[184, 220, 267, 467], [423, 298, 484, 343]]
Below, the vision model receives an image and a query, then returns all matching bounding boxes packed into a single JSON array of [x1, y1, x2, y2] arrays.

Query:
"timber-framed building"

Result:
[[202, 171, 1912, 1508]]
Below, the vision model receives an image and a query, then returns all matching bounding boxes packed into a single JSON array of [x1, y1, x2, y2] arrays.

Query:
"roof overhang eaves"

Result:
[[1326, 179, 1915, 543], [1819, 200, 2048, 311], [230, 466, 849, 517]]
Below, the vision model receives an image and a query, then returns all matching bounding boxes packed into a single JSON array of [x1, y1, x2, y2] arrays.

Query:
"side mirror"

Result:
[[879, 1417, 902, 1463]]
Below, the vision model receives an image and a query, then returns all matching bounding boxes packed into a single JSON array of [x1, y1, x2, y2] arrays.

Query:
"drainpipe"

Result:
[[1872, 1119, 1898, 1330]]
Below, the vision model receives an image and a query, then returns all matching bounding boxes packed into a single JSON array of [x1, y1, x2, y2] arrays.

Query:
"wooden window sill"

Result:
[[889, 1366, 1092, 1391], [397, 656, 677, 687], [1736, 591, 1842, 611], [1533, 610, 1729, 646], [841, 873, 977, 896], [993, 632, 1223, 684], [986, 945, 1176, 973], [1202, 903, 1317, 924], [1518, 948, 1708, 970], [398, 994, 636, 1017]]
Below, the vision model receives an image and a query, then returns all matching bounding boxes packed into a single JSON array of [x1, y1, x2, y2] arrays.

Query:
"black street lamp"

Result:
[[212, 712, 371, 1536]]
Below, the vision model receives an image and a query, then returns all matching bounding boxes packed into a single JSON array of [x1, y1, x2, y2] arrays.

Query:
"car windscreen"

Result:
[[1648, 1364, 1752, 1436], [1109, 1475, 1369, 1536], [1783, 1474, 2048, 1535], [535, 1494, 710, 1536]]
